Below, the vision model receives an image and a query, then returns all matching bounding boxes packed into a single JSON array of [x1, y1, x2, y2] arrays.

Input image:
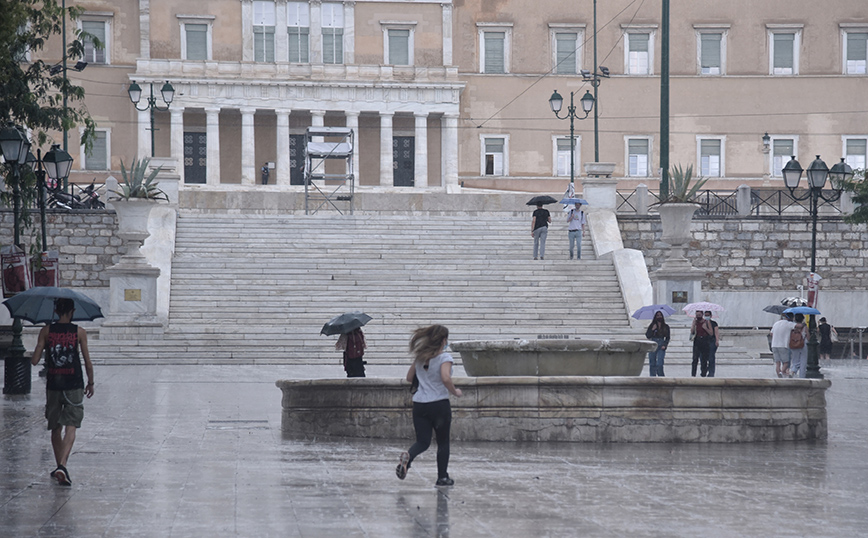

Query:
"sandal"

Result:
[[396, 452, 410, 480]]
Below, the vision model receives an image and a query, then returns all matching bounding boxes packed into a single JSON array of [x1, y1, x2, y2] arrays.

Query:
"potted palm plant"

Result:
[[110, 158, 167, 260], [655, 164, 709, 266]]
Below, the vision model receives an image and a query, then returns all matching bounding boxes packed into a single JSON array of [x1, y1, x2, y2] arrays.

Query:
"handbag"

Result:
[[830, 326, 839, 343]]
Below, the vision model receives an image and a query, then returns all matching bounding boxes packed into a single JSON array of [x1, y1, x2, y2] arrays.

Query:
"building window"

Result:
[[287, 2, 310, 63], [554, 136, 580, 177], [478, 24, 512, 74], [481, 136, 508, 176], [770, 136, 797, 177], [179, 17, 214, 61], [624, 30, 654, 75], [552, 29, 582, 75], [382, 23, 416, 66], [83, 130, 109, 171], [626, 137, 651, 177], [697, 137, 724, 177], [843, 29, 868, 75], [696, 28, 727, 75], [253, 1, 276, 62], [80, 18, 109, 64], [768, 26, 801, 75], [844, 137, 867, 170], [322, 3, 344, 64]]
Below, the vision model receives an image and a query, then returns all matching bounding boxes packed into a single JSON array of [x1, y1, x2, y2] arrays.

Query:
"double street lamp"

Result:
[[128, 81, 175, 157], [549, 89, 595, 184], [781, 154, 853, 379], [0, 123, 72, 394]]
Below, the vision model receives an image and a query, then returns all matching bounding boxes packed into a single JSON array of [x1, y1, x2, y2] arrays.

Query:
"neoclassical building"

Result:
[[43, 1, 868, 192]]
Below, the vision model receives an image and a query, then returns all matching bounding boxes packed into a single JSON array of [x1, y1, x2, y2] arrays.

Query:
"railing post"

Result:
[[636, 183, 649, 215], [737, 184, 752, 216]]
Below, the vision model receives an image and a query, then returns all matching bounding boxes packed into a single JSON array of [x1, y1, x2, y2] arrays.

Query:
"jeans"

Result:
[[568, 230, 582, 259], [708, 343, 717, 377], [408, 399, 452, 480], [533, 227, 548, 259], [648, 338, 666, 376], [691, 337, 712, 377], [790, 346, 807, 378]]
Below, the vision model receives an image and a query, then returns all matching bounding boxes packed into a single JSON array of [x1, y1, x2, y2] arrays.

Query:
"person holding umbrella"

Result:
[[531, 202, 551, 260], [30, 298, 94, 487], [566, 203, 587, 260], [645, 310, 670, 377], [322, 311, 372, 378]]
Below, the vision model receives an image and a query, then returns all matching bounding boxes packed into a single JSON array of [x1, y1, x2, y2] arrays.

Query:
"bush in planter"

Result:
[[112, 158, 167, 201], [659, 164, 709, 204]]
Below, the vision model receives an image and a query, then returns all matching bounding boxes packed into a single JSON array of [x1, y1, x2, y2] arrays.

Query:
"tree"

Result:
[[842, 168, 868, 225], [0, 0, 96, 149]]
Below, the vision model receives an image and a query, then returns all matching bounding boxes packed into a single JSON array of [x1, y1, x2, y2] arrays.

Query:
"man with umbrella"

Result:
[[528, 196, 554, 260], [30, 298, 95, 486]]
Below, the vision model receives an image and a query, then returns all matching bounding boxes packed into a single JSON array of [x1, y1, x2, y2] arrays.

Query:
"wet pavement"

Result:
[[2, 360, 867, 537]]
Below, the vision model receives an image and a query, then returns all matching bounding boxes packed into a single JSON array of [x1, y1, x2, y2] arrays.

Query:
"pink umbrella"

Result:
[[682, 302, 724, 315]]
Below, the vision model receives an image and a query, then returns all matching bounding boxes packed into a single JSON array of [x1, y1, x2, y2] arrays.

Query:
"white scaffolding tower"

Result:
[[303, 126, 354, 215]]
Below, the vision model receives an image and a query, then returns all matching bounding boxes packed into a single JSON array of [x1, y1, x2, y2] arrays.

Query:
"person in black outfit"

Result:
[[818, 317, 834, 363], [690, 310, 714, 377], [531, 203, 551, 260], [30, 298, 94, 486], [261, 162, 270, 185], [645, 311, 670, 376]]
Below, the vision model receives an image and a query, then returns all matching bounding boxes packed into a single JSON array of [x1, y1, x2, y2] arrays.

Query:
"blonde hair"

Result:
[[409, 324, 449, 364]]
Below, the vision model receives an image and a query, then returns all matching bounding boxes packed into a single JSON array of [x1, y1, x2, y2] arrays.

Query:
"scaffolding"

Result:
[[303, 126, 354, 215]]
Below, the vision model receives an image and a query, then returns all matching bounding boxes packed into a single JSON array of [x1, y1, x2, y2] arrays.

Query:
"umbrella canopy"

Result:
[[631, 304, 676, 320], [781, 297, 808, 307], [526, 195, 559, 206], [2, 286, 104, 324], [783, 306, 821, 316], [560, 197, 589, 206], [682, 302, 725, 315], [763, 304, 789, 315], [321, 311, 373, 336]]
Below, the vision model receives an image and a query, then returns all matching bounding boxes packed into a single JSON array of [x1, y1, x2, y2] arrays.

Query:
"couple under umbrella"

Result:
[[322, 311, 371, 378]]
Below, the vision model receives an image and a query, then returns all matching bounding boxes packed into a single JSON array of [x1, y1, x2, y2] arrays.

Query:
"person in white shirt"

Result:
[[769, 313, 795, 377], [566, 204, 587, 260]]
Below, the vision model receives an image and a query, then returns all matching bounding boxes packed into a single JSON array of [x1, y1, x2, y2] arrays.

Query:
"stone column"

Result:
[[240, 107, 256, 185], [737, 184, 752, 216], [380, 112, 394, 187], [170, 108, 184, 184], [137, 108, 150, 159], [441, 113, 459, 192], [240, 0, 254, 62], [345, 111, 360, 186], [414, 112, 428, 188], [310, 0, 322, 63], [441, 2, 453, 66], [276, 109, 291, 186], [205, 107, 221, 185]]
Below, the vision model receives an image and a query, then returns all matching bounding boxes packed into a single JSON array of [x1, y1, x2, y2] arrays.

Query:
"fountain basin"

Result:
[[450, 339, 657, 377]]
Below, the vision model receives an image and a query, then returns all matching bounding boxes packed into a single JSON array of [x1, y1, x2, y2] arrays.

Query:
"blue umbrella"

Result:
[[2, 286, 104, 324], [631, 304, 676, 320], [560, 197, 588, 205], [783, 306, 821, 315]]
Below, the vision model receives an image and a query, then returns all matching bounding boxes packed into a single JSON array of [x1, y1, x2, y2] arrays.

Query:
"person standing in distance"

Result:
[[396, 325, 462, 487], [531, 203, 551, 260], [645, 310, 670, 377], [30, 298, 94, 486], [566, 204, 587, 260]]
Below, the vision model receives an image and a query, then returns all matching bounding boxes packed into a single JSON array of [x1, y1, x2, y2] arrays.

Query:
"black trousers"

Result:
[[691, 337, 712, 377], [408, 399, 452, 480], [344, 354, 366, 377]]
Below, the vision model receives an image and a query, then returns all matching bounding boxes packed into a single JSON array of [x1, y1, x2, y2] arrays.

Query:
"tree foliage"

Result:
[[842, 168, 868, 225], [0, 0, 96, 150]]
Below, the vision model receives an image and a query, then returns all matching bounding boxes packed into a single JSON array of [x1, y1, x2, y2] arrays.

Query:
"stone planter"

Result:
[[657, 202, 699, 269], [112, 198, 159, 262]]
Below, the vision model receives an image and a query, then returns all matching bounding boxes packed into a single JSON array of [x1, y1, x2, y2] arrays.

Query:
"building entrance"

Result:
[[393, 136, 415, 186], [183, 132, 207, 184]]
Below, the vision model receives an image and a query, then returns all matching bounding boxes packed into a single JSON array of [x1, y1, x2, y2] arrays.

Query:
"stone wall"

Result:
[[618, 215, 868, 290], [0, 209, 121, 288]]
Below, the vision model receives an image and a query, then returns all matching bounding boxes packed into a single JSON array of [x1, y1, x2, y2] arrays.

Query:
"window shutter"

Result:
[[389, 29, 410, 66], [186, 24, 208, 60], [323, 28, 343, 64], [288, 27, 309, 62], [556, 33, 577, 74], [700, 33, 721, 68], [86, 132, 107, 170], [700, 139, 721, 176], [847, 33, 868, 61], [82, 21, 106, 63], [484, 32, 505, 73], [630, 33, 649, 52], [773, 33, 794, 69]]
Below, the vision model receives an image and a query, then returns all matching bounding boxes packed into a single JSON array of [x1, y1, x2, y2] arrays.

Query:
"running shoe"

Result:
[[435, 476, 454, 487], [396, 452, 410, 480]]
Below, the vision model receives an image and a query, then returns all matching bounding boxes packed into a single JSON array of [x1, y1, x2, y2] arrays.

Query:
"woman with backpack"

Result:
[[788, 313, 808, 378], [395, 324, 463, 487]]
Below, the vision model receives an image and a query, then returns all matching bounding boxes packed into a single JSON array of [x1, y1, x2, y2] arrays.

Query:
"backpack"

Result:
[[788, 324, 805, 349]]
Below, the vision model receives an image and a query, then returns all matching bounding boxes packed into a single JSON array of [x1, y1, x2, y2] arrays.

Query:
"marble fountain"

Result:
[[278, 338, 830, 442]]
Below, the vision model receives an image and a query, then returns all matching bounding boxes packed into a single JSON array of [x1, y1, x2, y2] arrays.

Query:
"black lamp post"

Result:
[[27, 145, 74, 250], [549, 89, 595, 184], [128, 81, 175, 157], [0, 123, 32, 394], [781, 154, 853, 379]]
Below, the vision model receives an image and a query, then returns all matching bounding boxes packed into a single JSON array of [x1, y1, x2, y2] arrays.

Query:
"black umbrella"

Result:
[[526, 195, 559, 206], [2, 286, 104, 324], [763, 304, 788, 315], [321, 311, 373, 335]]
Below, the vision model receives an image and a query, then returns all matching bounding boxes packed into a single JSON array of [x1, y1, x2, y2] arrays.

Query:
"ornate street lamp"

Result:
[[27, 145, 73, 249], [549, 89, 595, 184], [128, 80, 175, 157], [781, 155, 853, 379]]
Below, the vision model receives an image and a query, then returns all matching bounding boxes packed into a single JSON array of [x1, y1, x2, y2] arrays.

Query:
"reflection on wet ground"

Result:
[[2, 361, 866, 537]]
